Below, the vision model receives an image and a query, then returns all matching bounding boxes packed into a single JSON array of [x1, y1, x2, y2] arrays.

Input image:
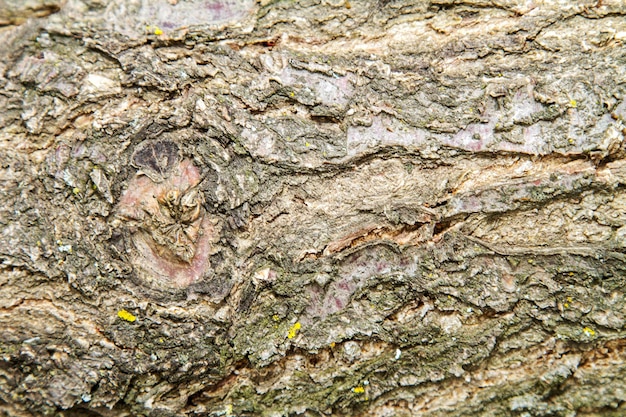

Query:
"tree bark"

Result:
[[1, 0, 626, 416]]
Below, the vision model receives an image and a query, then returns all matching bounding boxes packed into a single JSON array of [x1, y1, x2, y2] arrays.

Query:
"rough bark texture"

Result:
[[1, 0, 626, 416]]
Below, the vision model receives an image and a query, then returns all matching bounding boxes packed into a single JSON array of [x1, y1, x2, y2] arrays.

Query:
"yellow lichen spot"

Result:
[[329, 342, 336, 348], [568, 138, 575, 144], [289, 91, 295, 98], [272, 314, 280, 322], [287, 321, 301, 339], [582, 327, 595, 337], [569, 99, 577, 108], [72, 187, 81, 195], [117, 309, 136, 323], [527, 259, 534, 264], [154, 27, 163, 35], [305, 142, 311, 147], [568, 272, 574, 276], [563, 303, 569, 308], [353, 386, 365, 394]]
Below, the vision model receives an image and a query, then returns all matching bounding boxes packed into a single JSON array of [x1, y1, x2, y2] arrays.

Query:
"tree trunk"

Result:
[[1, 0, 626, 416]]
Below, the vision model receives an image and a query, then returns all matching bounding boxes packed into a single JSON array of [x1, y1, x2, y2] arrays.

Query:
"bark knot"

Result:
[[116, 140, 214, 288]]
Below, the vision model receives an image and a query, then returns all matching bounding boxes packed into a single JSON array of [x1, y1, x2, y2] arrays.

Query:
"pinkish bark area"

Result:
[[117, 158, 215, 288]]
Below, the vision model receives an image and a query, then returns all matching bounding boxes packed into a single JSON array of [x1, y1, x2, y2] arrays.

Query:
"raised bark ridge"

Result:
[[1, 1, 626, 416]]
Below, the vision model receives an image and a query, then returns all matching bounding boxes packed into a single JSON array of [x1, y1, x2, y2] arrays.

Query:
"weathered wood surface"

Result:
[[1, 0, 626, 415]]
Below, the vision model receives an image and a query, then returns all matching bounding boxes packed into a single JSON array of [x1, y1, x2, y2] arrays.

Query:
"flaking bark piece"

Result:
[[131, 139, 181, 183], [89, 167, 113, 204]]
